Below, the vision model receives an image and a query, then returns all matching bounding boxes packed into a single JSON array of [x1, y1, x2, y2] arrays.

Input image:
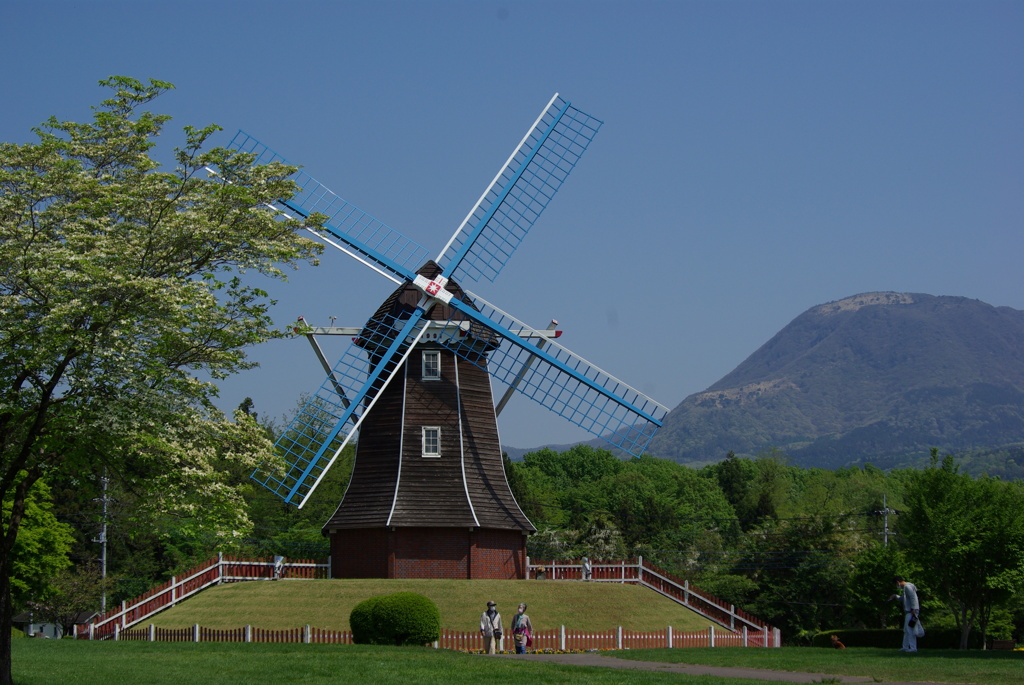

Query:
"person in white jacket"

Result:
[[480, 601, 503, 654], [888, 575, 920, 652]]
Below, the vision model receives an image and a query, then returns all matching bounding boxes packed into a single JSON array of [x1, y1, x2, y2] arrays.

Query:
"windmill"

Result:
[[232, 95, 668, 579]]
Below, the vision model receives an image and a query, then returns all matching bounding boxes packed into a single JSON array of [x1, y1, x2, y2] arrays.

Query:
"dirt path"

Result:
[[491, 652, 950, 684]]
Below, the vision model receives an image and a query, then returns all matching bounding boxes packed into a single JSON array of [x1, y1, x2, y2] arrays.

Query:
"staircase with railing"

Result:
[[75, 553, 328, 640], [527, 556, 778, 640]]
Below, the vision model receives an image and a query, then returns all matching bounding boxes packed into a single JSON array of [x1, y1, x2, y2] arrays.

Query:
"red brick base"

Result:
[[327, 527, 527, 579]]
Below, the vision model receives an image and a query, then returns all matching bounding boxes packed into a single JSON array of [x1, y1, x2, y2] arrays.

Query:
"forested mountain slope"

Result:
[[647, 292, 1024, 470]]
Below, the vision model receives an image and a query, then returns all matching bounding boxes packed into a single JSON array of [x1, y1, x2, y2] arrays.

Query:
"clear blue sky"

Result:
[[3, 1, 1021, 448]]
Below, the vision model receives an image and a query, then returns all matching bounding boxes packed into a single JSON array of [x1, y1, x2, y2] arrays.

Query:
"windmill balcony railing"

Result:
[[75, 553, 329, 640], [526, 556, 777, 639]]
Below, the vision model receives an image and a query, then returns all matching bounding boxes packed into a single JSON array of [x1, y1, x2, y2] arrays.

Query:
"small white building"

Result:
[[13, 611, 98, 639]]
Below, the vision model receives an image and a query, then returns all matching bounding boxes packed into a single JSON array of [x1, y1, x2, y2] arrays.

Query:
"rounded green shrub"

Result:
[[350, 592, 441, 646], [350, 595, 384, 645]]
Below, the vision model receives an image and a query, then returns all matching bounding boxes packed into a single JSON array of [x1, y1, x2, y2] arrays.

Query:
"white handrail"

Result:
[[525, 556, 773, 637], [78, 554, 329, 638]]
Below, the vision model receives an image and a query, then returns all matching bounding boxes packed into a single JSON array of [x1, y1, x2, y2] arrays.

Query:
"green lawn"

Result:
[[620, 646, 1024, 685], [148, 578, 716, 632], [50, 577, 1021, 684], [11, 641, 752, 685], [12, 641, 1024, 685]]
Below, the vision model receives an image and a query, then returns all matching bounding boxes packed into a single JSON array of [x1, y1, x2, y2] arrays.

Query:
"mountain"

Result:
[[646, 292, 1024, 471]]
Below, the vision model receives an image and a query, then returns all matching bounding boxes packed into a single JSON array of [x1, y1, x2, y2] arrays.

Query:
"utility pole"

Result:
[[92, 472, 110, 612], [876, 493, 897, 547]]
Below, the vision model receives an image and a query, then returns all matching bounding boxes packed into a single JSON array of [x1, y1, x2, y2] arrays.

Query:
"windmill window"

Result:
[[422, 350, 441, 380], [422, 426, 441, 457]]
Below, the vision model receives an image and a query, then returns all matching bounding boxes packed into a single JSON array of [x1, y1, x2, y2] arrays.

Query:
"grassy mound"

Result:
[[148, 578, 717, 632]]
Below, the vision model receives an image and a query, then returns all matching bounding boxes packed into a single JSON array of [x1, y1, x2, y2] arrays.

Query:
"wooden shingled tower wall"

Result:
[[322, 263, 535, 579]]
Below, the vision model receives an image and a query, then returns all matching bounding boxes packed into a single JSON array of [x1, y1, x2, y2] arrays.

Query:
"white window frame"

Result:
[[422, 426, 441, 458], [422, 349, 441, 380]]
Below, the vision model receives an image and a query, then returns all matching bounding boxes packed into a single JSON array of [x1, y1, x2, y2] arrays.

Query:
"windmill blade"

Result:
[[436, 95, 602, 285], [494, 319, 558, 417], [439, 292, 668, 457], [252, 306, 431, 507], [228, 131, 429, 283]]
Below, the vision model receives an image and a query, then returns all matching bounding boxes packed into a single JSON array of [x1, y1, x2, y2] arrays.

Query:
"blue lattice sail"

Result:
[[441, 290, 668, 456], [437, 95, 602, 285], [228, 131, 430, 283]]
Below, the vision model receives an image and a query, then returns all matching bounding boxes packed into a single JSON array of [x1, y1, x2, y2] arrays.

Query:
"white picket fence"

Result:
[[100, 622, 775, 649]]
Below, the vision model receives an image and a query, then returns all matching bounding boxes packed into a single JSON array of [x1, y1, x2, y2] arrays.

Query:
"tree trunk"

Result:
[[1, 476, 33, 685], [977, 597, 992, 650], [959, 622, 972, 650], [948, 597, 975, 650], [1, 557, 14, 685]]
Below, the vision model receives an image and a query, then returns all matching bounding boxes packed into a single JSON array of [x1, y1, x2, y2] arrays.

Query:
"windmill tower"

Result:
[[233, 95, 668, 579]]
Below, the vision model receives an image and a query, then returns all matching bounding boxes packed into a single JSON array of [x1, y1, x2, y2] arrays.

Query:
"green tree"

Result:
[[605, 456, 734, 551], [710, 451, 750, 512], [521, 445, 624, 490], [733, 511, 859, 640], [0, 77, 322, 683], [847, 543, 911, 628], [695, 461, 897, 638], [898, 450, 1024, 648], [27, 564, 111, 637], [741, 451, 793, 525], [2, 479, 74, 610], [512, 446, 626, 530]]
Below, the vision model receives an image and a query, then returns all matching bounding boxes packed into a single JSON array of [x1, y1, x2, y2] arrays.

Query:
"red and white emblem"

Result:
[[413, 274, 452, 303]]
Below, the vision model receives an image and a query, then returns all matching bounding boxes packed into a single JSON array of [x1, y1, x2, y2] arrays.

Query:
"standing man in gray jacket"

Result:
[[888, 575, 920, 652]]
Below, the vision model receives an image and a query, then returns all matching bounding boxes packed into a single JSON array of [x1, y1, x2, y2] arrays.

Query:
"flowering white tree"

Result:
[[0, 77, 322, 682]]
